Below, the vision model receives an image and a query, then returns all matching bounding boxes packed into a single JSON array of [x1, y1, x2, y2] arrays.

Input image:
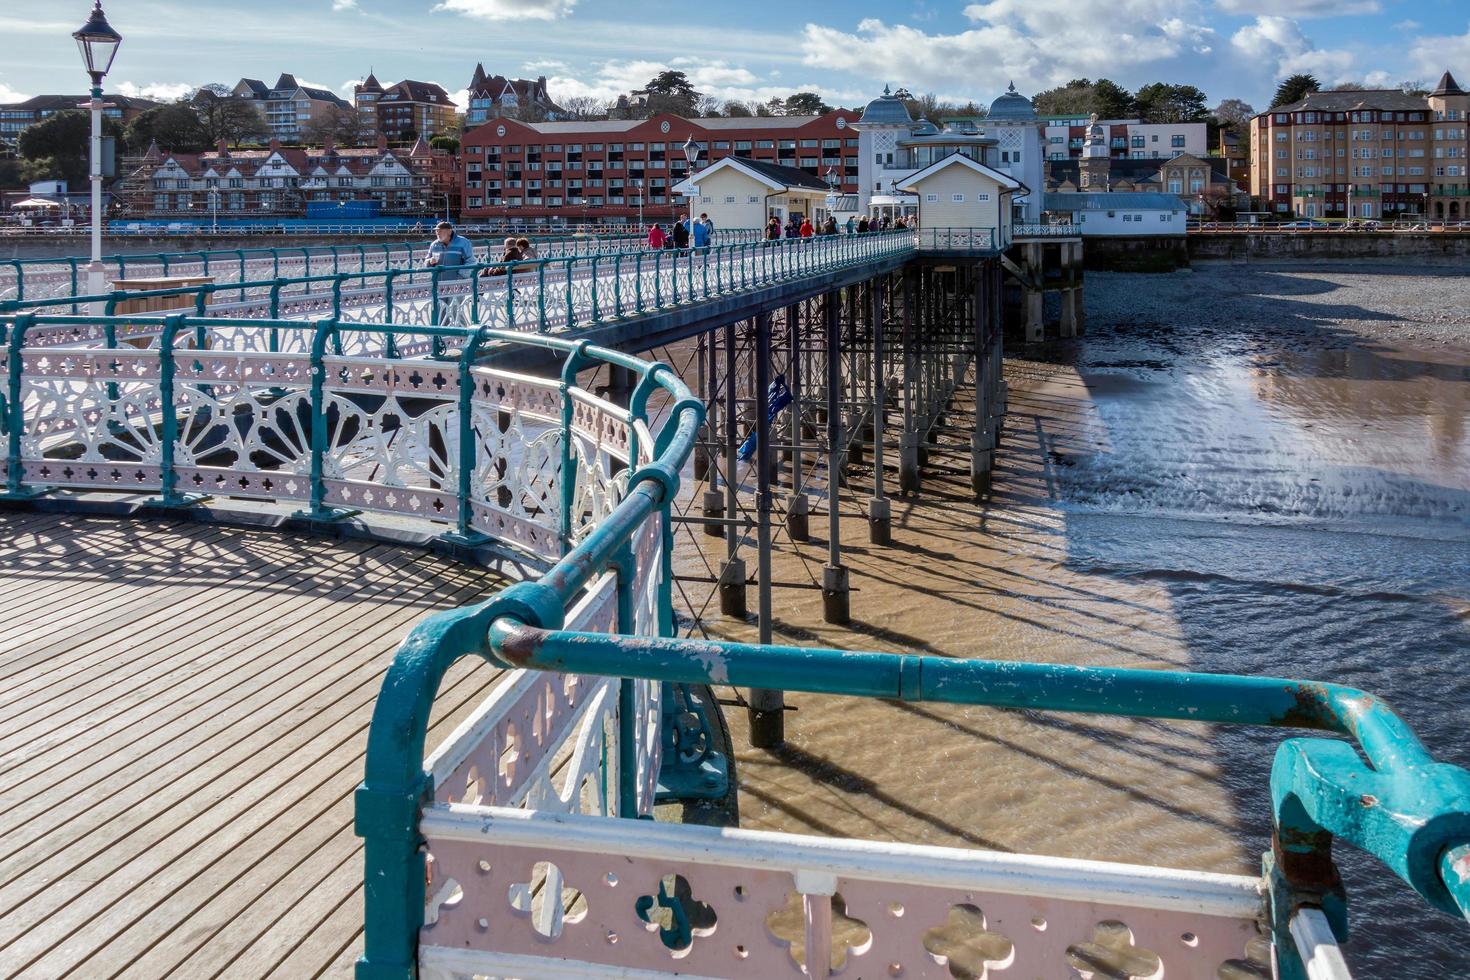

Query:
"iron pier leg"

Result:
[[701, 325, 724, 537], [899, 266, 920, 495], [868, 277, 891, 545], [785, 302, 809, 542], [748, 311, 783, 747], [694, 330, 709, 480], [971, 265, 994, 498], [822, 289, 849, 624], [718, 318, 746, 617]]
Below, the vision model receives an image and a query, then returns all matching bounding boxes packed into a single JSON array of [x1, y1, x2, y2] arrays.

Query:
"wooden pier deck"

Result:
[[0, 511, 507, 979]]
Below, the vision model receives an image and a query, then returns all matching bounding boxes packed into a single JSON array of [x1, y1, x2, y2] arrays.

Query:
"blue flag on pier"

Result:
[[737, 374, 793, 462]]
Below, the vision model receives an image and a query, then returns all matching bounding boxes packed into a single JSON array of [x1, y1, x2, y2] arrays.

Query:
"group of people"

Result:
[[762, 212, 919, 241], [646, 213, 715, 251], [423, 221, 540, 278]]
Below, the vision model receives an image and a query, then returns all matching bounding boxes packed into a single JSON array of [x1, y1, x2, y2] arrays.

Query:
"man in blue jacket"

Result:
[[424, 221, 475, 278]]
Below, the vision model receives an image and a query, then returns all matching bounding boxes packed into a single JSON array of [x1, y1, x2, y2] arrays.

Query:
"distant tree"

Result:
[[952, 100, 988, 119], [1134, 83, 1209, 123], [1033, 78, 1134, 119], [1270, 73, 1320, 108], [1400, 79, 1429, 97], [191, 90, 267, 146], [1033, 78, 1095, 116], [429, 134, 459, 154], [763, 96, 785, 117], [1212, 98, 1255, 131], [397, 127, 419, 144], [1092, 79, 1136, 119], [722, 99, 754, 117], [20, 110, 123, 187], [124, 102, 211, 153], [302, 104, 365, 146], [559, 95, 606, 121], [694, 95, 723, 117], [891, 87, 914, 101], [783, 91, 831, 116], [753, 101, 774, 117], [641, 70, 700, 116], [19, 156, 63, 185], [0, 158, 23, 189]]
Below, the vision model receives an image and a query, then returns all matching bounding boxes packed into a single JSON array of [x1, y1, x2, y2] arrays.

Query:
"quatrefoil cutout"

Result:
[[766, 890, 871, 972], [507, 860, 586, 939], [1065, 920, 1164, 980], [921, 903, 1016, 979], [635, 873, 717, 958]]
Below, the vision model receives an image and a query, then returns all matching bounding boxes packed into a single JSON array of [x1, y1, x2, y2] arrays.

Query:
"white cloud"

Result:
[[1394, 20, 1421, 32], [331, 0, 358, 10], [434, 0, 575, 21], [1409, 24, 1470, 79], [115, 81, 195, 101], [1214, 0, 1379, 15], [539, 57, 857, 109], [801, 3, 1214, 100], [1230, 15, 1356, 83], [0, 82, 30, 103]]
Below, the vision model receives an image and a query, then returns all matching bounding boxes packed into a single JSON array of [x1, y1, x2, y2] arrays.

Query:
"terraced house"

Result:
[[1249, 74, 1470, 220], [123, 136, 434, 218]]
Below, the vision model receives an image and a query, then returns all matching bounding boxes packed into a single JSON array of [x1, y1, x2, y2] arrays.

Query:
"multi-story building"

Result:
[[231, 74, 352, 143], [464, 65, 560, 127], [458, 110, 861, 226], [0, 94, 157, 149], [853, 84, 1044, 223], [354, 75, 456, 141], [1426, 71, 1470, 220], [121, 134, 435, 218], [1042, 116, 1206, 161], [1248, 87, 1438, 219], [1218, 128, 1249, 187]]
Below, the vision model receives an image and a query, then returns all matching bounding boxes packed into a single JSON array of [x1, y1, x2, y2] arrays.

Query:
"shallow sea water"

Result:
[[676, 264, 1470, 977]]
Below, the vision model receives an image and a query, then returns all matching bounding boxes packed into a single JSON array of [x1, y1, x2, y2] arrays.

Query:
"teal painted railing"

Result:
[[0, 229, 764, 303], [2, 231, 919, 338]]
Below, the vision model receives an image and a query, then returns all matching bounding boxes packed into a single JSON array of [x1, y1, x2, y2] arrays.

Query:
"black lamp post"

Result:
[[682, 134, 703, 231], [73, 1, 122, 299]]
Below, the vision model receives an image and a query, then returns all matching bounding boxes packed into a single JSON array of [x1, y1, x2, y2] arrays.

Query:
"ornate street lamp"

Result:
[[73, 1, 122, 300], [682, 134, 703, 234]]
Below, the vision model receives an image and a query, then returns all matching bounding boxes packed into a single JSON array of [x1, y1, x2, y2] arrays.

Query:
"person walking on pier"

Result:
[[765, 216, 781, 241], [822, 215, 838, 236], [672, 218, 690, 250], [799, 216, 814, 238], [691, 215, 710, 250], [845, 215, 856, 235], [516, 237, 538, 259], [648, 223, 666, 249], [424, 220, 475, 278], [857, 215, 870, 234]]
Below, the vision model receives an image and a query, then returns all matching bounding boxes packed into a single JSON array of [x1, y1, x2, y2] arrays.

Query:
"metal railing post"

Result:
[[3, 314, 34, 496]]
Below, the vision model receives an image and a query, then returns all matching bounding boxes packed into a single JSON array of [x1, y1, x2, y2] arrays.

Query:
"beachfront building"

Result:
[[1043, 115, 1207, 161], [896, 153, 1023, 240], [852, 84, 1045, 223], [1043, 191, 1187, 235], [231, 74, 353, 143], [119, 135, 435, 220], [457, 111, 861, 226], [672, 157, 833, 228], [1426, 71, 1470, 220], [0, 94, 158, 150], [1248, 86, 1443, 219], [464, 65, 561, 126], [354, 75, 456, 141]]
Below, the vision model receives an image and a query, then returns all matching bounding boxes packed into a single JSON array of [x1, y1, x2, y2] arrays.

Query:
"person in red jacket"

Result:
[[647, 224, 666, 249], [799, 216, 814, 238]]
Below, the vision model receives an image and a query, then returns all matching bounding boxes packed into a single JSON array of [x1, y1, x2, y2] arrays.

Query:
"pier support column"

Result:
[[748, 311, 783, 747], [693, 330, 710, 481], [868, 275, 890, 546], [720, 319, 745, 614], [822, 289, 849, 625], [899, 266, 920, 495]]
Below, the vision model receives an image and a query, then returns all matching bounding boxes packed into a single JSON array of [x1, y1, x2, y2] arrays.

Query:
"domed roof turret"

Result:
[[914, 118, 940, 135], [856, 85, 915, 127], [987, 81, 1036, 121]]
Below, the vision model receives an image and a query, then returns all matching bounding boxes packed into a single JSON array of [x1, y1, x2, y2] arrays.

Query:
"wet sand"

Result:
[[673, 262, 1470, 976]]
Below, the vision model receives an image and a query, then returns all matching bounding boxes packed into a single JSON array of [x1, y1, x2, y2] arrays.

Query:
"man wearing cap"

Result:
[[424, 220, 476, 279]]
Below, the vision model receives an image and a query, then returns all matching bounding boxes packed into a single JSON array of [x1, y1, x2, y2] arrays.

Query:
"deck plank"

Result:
[[0, 512, 513, 979]]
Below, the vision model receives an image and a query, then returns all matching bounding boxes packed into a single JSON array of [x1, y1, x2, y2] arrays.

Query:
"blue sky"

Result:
[[4, 0, 1470, 114]]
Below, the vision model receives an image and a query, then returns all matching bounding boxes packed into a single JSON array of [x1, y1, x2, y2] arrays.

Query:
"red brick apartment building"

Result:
[[458, 110, 862, 225]]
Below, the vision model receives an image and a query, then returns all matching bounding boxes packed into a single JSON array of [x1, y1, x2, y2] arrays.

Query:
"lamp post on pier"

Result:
[[72, 1, 122, 301], [682, 134, 703, 236]]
